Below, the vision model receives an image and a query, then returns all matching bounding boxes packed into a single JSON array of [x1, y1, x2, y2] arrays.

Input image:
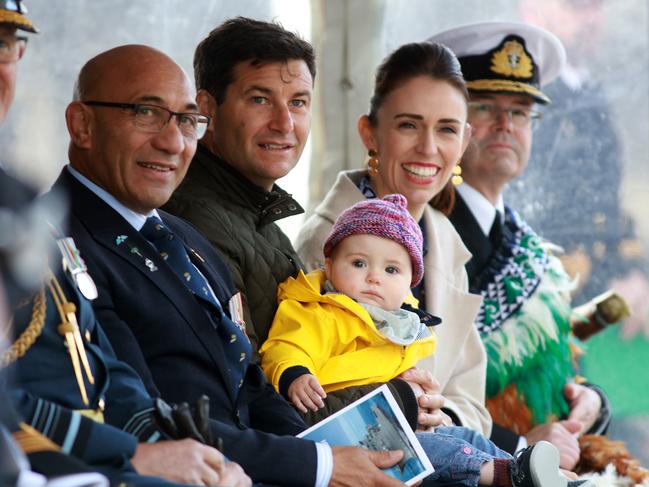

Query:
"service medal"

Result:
[[75, 271, 99, 300], [56, 237, 99, 300]]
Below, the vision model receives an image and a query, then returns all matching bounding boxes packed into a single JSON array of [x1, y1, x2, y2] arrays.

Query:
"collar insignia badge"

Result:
[[144, 258, 158, 272]]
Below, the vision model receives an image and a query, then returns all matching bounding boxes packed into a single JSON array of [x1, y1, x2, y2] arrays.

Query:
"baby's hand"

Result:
[[288, 374, 327, 413]]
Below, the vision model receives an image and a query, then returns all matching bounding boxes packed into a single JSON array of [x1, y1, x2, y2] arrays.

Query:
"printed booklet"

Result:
[[297, 384, 434, 485]]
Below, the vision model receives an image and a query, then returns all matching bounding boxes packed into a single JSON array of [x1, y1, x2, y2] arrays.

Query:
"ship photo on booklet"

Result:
[[297, 384, 434, 485]]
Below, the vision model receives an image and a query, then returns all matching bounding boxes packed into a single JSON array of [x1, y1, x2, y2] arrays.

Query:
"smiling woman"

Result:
[[358, 75, 469, 221], [295, 41, 491, 436]]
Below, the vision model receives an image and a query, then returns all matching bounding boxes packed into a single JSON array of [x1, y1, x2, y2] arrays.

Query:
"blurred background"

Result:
[[2, 0, 648, 464]]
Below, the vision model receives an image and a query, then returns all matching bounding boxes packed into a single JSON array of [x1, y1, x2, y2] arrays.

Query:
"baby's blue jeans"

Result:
[[418, 426, 512, 486]]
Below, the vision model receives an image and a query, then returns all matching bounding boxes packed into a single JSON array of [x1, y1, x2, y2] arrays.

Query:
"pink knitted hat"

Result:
[[323, 194, 424, 287]]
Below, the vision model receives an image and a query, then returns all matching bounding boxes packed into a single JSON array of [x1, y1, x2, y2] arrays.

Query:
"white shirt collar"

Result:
[[456, 183, 505, 236], [66, 165, 223, 307], [66, 165, 159, 231]]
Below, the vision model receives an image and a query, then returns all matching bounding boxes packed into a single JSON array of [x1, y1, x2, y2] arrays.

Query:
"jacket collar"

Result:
[[66, 164, 158, 231], [312, 168, 367, 225], [455, 183, 505, 236], [53, 169, 238, 399], [194, 143, 304, 225]]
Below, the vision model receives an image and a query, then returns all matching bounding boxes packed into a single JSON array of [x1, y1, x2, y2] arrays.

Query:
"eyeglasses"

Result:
[[82, 101, 211, 139], [468, 102, 541, 128], [0, 34, 27, 63]]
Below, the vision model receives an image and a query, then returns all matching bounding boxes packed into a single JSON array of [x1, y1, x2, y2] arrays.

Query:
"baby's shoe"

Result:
[[510, 440, 569, 486]]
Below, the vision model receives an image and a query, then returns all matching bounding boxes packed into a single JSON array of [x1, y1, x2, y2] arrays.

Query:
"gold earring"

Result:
[[452, 163, 463, 186], [367, 149, 379, 176]]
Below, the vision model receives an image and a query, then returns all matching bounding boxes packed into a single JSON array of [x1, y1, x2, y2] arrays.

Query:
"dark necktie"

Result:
[[141, 216, 251, 395], [489, 210, 503, 246]]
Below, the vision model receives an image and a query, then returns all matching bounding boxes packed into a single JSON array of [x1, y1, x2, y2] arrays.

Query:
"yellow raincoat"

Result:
[[260, 269, 437, 393]]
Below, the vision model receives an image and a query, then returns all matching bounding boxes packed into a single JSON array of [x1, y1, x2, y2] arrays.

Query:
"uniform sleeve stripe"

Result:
[[131, 417, 153, 436], [61, 412, 81, 454], [42, 403, 57, 437], [32, 399, 44, 426], [122, 407, 155, 435], [146, 431, 160, 443]]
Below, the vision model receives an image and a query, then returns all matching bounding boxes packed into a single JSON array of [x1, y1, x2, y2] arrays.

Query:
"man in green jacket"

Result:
[[164, 17, 310, 355]]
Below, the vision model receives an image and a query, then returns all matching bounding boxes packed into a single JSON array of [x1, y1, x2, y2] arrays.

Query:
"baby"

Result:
[[261, 194, 591, 487]]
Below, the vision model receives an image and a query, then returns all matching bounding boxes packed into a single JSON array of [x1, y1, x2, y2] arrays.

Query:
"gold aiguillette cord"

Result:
[[47, 273, 94, 406]]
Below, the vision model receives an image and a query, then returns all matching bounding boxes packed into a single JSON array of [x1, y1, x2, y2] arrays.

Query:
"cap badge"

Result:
[[491, 40, 533, 79]]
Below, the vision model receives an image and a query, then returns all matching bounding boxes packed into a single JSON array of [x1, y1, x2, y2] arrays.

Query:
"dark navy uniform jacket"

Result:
[[7, 262, 162, 466]]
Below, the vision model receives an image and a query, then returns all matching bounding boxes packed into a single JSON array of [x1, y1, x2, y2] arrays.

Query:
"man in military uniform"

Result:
[[0, 3, 249, 486], [0, 2, 87, 483], [427, 22, 611, 471]]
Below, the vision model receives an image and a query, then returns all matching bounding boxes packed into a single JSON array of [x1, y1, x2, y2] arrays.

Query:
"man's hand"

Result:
[[525, 420, 581, 470], [132, 438, 231, 486], [330, 446, 405, 487], [218, 461, 253, 487], [288, 374, 326, 413], [399, 368, 450, 430], [564, 383, 602, 434]]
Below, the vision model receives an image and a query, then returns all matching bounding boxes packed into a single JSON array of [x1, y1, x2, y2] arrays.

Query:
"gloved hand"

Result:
[[154, 395, 220, 449]]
